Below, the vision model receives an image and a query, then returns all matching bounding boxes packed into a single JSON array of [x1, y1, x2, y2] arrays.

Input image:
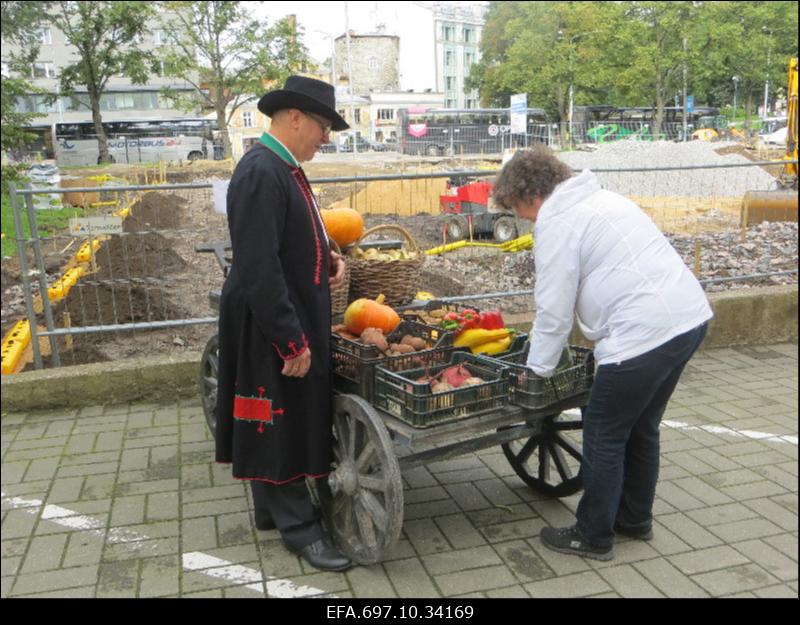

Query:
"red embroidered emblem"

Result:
[[233, 386, 285, 433]]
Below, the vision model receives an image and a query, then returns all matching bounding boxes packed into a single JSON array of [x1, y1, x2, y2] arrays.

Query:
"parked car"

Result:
[[319, 142, 338, 153], [339, 136, 372, 152]]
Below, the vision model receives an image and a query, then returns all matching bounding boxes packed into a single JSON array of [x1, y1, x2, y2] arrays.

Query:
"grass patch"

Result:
[[1, 191, 86, 258]]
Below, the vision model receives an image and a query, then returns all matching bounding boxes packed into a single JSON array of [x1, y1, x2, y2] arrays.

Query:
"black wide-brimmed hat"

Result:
[[258, 75, 349, 131]]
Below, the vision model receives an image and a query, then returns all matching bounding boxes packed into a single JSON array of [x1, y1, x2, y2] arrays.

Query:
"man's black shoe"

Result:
[[614, 523, 654, 541], [540, 525, 613, 561], [295, 537, 353, 572]]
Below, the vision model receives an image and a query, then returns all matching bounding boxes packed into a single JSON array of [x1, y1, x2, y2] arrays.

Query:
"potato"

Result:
[[360, 327, 388, 352]]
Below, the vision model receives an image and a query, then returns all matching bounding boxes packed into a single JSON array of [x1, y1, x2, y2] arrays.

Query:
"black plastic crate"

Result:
[[467, 331, 528, 357], [373, 352, 509, 428], [478, 343, 594, 411], [331, 319, 454, 402]]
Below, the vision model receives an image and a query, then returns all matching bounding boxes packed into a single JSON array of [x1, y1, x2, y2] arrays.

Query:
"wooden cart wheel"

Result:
[[199, 333, 219, 438], [500, 410, 584, 497], [315, 394, 404, 565]]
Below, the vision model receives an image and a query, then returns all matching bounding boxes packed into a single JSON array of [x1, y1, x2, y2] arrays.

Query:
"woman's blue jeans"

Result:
[[575, 322, 708, 548]]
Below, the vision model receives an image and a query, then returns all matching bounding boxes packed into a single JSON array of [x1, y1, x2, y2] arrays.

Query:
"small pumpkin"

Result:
[[320, 207, 364, 248], [343, 294, 401, 335]]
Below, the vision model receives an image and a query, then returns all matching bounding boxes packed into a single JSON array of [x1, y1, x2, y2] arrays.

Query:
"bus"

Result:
[[396, 108, 552, 156], [571, 105, 724, 143], [53, 118, 219, 166]]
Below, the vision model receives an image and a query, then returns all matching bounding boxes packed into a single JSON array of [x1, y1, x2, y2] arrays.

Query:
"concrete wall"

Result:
[[2, 285, 797, 413]]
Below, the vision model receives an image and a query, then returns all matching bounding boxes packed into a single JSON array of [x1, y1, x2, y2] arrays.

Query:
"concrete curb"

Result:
[[2, 285, 796, 413]]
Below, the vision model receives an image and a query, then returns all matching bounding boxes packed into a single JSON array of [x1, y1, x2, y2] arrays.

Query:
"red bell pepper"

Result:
[[458, 308, 481, 330], [479, 310, 505, 330]]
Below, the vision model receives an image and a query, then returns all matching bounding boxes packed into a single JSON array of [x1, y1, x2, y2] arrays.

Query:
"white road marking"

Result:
[[2, 493, 334, 598], [564, 409, 797, 445]]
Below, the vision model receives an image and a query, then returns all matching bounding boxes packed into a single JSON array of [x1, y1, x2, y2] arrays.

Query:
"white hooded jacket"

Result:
[[527, 170, 713, 376]]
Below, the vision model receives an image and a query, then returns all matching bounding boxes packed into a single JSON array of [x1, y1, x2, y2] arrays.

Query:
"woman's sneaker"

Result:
[[614, 523, 654, 541], [540, 525, 613, 561]]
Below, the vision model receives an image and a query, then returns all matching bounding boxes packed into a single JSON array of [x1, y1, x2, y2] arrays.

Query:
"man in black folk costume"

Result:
[[216, 76, 351, 571]]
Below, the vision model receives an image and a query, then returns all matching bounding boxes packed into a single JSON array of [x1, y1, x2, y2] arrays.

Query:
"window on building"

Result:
[[443, 25, 455, 42], [465, 51, 476, 67], [153, 29, 176, 45], [445, 99, 457, 108], [38, 28, 52, 45], [32, 62, 56, 78], [444, 50, 456, 67], [377, 108, 394, 121], [445, 76, 456, 91], [463, 27, 475, 43], [466, 98, 478, 109], [367, 57, 378, 70], [242, 111, 253, 128], [353, 109, 361, 124]]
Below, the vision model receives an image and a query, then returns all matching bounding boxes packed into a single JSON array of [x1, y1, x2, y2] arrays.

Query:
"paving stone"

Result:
[[658, 513, 726, 549], [404, 518, 452, 555], [63, 531, 104, 568], [753, 584, 799, 598], [110, 495, 147, 526], [138, 555, 181, 598], [402, 485, 449, 505], [20, 533, 68, 573], [685, 502, 760, 528], [383, 557, 440, 597], [473, 478, 524, 506], [524, 570, 612, 598], [435, 564, 517, 596], [440, 483, 490, 511], [9, 565, 99, 596], [597, 564, 664, 598], [719, 480, 789, 501], [146, 491, 180, 522], [494, 540, 554, 582], [732, 539, 799, 582], [692, 563, 779, 596], [708, 518, 784, 543], [346, 564, 397, 598], [632, 559, 709, 598], [434, 513, 487, 549], [96, 559, 140, 598], [669, 545, 751, 575], [673, 476, 734, 506], [422, 545, 502, 576]]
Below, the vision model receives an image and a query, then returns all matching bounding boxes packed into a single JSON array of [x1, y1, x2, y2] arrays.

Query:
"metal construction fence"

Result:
[[2, 159, 796, 374], [399, 121, 731, 156]]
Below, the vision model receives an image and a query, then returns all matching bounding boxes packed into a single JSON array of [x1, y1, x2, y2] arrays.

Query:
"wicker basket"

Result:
[[329, 240, 351, 316], [347, 225, 425, 307]]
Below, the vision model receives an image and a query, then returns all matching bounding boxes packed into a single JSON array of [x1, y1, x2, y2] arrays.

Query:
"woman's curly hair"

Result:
[[492, 145, 573, 211]]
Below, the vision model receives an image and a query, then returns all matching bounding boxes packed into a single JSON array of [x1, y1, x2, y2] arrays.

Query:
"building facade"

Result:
[[334, 32, 400, 95], [432, 3, 487, 109], [1, 17, 199, 127]]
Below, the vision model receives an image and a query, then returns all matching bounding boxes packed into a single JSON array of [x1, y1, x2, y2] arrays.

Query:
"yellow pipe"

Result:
[[1, 320, 31, 375]]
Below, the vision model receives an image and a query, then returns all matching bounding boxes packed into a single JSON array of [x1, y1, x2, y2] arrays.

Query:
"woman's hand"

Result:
[[329, 249, 346, 289], [282, 348, 312, 377]]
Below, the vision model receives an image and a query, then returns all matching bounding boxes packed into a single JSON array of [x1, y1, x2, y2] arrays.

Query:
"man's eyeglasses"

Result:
[[302, 110, 332, 135]]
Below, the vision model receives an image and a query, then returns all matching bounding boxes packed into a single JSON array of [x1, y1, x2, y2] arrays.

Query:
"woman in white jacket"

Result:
[[493, 146, 712, 561]]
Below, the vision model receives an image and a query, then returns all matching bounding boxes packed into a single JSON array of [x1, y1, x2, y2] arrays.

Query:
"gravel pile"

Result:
[[557, 140, 779, 198]]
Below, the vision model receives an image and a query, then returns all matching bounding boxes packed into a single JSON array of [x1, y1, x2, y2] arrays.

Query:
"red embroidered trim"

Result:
[[272, 334, 309, 360], [233, 386, 285, 434], [232, 472, 331, 485], [291, 169, 325, 286]]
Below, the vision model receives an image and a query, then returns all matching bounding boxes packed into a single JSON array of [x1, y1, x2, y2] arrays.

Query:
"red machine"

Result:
[[438, 176, 518, 242]]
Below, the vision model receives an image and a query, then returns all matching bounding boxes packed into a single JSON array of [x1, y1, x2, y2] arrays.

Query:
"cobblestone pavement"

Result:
[[2, 344, 797, 599]]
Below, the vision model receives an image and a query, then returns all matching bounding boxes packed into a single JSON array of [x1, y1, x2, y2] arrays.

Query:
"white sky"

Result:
[[251, 1, 485, 92]]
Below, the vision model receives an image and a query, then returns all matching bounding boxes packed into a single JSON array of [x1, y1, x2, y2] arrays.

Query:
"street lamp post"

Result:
[[732, 75, 740, 122]]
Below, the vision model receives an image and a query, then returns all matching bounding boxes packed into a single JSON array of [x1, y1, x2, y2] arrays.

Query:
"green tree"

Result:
[[693, 1, 798, 132], [0, 1, 54, 164], [159, 1, 310, 159], [50, 1, 156, 163]]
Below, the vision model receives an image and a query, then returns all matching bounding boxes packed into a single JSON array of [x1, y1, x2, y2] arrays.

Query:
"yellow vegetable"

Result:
[[470, 336, 512, 355], [453, 328, 510, 349]]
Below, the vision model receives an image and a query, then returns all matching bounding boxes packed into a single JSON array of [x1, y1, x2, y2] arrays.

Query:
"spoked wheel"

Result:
[[500, 410, 584, 497], [199, 334, 219, 438], [315, 394, 403, 565]]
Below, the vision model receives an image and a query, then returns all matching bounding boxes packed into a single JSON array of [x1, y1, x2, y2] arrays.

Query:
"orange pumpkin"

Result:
[[343, 294, 401, 335], [321, 207, 364, 248]]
